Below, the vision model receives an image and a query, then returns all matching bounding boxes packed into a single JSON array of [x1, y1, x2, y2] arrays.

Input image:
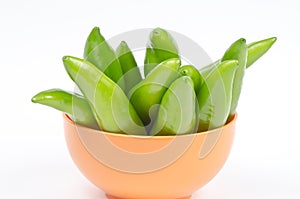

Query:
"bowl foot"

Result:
[[106, 194, 191, 199]]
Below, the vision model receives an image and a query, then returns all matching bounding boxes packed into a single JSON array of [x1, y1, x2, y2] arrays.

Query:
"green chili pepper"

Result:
[[197, 60, 239, 132], [63, 56, 146, 135], [84, 27, 125, 90], [221, 38, 247, 119], [150, 28, 179, 61], [179, 65, 204, 94], [150, 76, 197, 136], [116, 41, 142, 95], [84, 27, 105, 57], [144, 28, 179, 76], [31, 89, 99, 129], [246, 37, 277, 68], [144, 47, 159, 77], [198, 37, 276, 122], [200, 37, 277, 75], [128, 58, 181, 126]]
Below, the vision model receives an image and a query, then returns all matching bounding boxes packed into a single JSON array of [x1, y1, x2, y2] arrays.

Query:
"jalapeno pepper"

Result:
[[116, 41, 142, 95], [144, 28, 179, 76], [200, 37, 277, 75], [31, 89, 99, 129], [150, 76, 197, 136], [221, 38, 247, 119], [84, 27, 125, 90], [246, 37, 277, 68], [197, 60, 239, 132], [63, 56, 146, 135], [129, 58, 181, 126]]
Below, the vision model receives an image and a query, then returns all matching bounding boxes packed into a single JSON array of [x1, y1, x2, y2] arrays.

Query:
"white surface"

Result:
[[1, 0, 300, 198]]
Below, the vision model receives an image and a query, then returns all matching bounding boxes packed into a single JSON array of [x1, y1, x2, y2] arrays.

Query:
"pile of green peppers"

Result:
[[32, 27, 276, 136]]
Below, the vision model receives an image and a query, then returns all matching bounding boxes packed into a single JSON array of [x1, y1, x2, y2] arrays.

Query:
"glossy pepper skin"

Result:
[[63, 56, 146, 135], [144, 28, 179, 76], [221, 38, 247, 119], [116, 41, 142, 95], [150, 76, 197, 136], [84, 27, 125, 90], [246, 37, 277, 68], [128, 58, 181, 126], [31, 89, 99, 129], [197, 60, 239, 132], [179, 65, 204, 94]]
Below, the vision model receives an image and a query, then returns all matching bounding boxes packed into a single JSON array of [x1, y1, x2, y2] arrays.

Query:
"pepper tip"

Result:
[[31, 96, 37, 103], [271, 37, 277, 43], [62, 56, 70, 62], [120, 40, 128, 47], [92, 26, 100, 33], [151, 27, 165, 37]]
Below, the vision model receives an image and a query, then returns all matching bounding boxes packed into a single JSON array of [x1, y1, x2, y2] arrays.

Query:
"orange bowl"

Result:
[[64, 113, 236, 199]]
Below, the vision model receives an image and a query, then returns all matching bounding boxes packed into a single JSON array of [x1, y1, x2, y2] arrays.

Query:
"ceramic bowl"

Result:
[[63, 113, 236, 199]]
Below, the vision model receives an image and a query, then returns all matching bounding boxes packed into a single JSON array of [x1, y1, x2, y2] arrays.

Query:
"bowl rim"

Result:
[[63, 113, 237, 139]]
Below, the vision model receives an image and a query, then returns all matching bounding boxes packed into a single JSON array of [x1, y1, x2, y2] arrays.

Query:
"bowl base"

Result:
[[106, 194, 191, 199]]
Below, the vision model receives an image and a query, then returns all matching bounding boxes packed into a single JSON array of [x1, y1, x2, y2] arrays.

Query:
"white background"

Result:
[[1, 0, 300, 198]]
